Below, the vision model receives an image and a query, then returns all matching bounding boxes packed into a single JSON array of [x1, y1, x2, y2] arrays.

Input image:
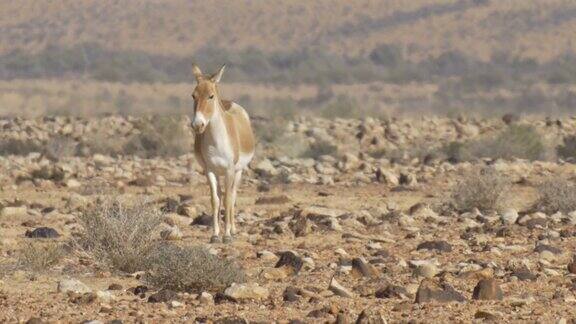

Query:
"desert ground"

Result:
[[0, 114, 575, 323]]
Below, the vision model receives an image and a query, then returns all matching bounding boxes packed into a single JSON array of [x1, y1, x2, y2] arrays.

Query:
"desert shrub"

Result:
[[474, 125, 545, 161], [535, 178, 576, 214], [76, 198, 163, 273], [144, 243, 245, 293], [44, 136, 78, 160], [124, 115, 193, 157], [447, 125, 546, 162], [557, 135, 576, 161], [301, 140, 338, 159], [450, 167, 508, 213], [18, 242, 65, 272], [319, 95, 361, 119], [370, 44, 403, 67], [0, 138, 42, 156]]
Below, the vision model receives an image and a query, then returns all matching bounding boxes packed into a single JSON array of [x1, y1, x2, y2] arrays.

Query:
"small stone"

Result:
[[191, 212, 212, 226], [95, 290, 115, 303], [25, 318, 45, 324], [328, 277, 354, 298], [534, 244, 563, 255], [375, 284, 408, 299], [474, 310, 501, 321], [170, 300, 184, 308], [58, 279, 92, 294], [261, 267, 289, 280], [290, 215, 313, 237], [1, 206, 28, 218], [224, 283, 269, 301], [275, 251, 303, 275], [108, 283, 123, 291], [416, 240, 452, 253], [414, 263, 439, 279], [199, 292, 213, 304], [25, 227, 60, 238], [160, 226, 183, 241], [255, 195, 290, 205], [500, 209, 519, 225], [351, 257, 379, 277], [356, 307, 387, 324], [283, 286, 301, 302], [472, 279, 503, 300], [148, 289, 177, 303], [567, 259, 576, 274], [256, 250, 278, 262], [414, 279, 466, 303]]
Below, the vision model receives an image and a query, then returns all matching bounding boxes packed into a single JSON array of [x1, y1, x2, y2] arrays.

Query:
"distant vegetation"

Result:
[[4, 42, 576, 89]]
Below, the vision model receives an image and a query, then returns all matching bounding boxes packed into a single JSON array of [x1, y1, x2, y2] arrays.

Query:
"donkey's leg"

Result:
[[223, 170, 235, 243], [207, 172, 221, 243], [230, 170, 242, 235]]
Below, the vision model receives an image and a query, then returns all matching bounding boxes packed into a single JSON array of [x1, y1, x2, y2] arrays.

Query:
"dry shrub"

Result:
[[144, 243, 245, 293], [536, 178, 576, 214], [44, 136, 78, 160], [0, 138, 42, 156], [77, 198, 163, 273], [450, 167, 508, 213], [557, 135, 576, 162], [124, 115, 193, 157], [445, 125, 547, 162], [18, 242, 65, 272]]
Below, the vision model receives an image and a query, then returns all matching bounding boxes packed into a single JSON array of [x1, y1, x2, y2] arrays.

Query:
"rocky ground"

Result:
[[1, 115, 576, 323]]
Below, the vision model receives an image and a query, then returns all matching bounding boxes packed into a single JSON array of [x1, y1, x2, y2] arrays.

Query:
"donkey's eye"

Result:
[[209, 94, 214, 99]]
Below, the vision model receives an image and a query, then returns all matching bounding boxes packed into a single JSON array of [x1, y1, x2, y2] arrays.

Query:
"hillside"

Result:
[[1, 0, 576, 62]]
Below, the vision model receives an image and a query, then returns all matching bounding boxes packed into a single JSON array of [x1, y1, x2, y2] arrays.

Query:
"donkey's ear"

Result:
[[192, 64, 203, 81], [211, 64, 226, 83]]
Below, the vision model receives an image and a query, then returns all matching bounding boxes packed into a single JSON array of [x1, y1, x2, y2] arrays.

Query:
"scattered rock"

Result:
[[356, 307, 387, 324], [415, 279, 466, 303], [275, 251, 303, 275], [160, 226, 183, 240], [148, 289, 177, 303], [534, 244, 562, 255], [375, 284, 409, 299], [25, 227, 60, 238], [283, 286, 301, 302], [472, 279, 503, 300], [416, 240, 452, 253], [255, 195, 290, 205], [351, 257, 379, 277], [191, 212, 213, 226], [57, 279, 92, 294], [224, 283, 269, 301], [328, 277, 354, 298]]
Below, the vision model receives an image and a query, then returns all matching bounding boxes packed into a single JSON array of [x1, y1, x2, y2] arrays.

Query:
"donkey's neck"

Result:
[[204, 100, 229, 146]]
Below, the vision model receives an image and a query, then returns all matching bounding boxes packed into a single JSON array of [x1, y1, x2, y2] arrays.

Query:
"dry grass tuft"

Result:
[[450, 167, 508, 213], [76, 198, 163, 273], [144, 243, 245, 293], [18, 242, 65, 272], [536, 178, 576, 214]]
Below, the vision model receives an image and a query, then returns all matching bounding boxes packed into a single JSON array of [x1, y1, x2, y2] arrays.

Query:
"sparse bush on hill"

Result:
[[557, 135, 576, 162], [536, 178, 576, 214], [77, 198, 163, 273], [450, 167, 508, 213], [443, 125, 546, 162], [124, 115, 193, 158], [144, 243, 245, 293]]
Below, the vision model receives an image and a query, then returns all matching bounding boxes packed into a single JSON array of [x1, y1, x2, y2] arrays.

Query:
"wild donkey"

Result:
[[190, 64, 255, 243]]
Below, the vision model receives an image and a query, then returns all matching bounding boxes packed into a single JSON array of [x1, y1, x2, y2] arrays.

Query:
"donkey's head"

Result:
[[191, 64, 226, 134]]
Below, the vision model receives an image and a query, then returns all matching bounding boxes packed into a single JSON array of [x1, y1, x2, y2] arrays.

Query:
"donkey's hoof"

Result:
[[223, 235, 233, 244], [210, 235, 222, 244]]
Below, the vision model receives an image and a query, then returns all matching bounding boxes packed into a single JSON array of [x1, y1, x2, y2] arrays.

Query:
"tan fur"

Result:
[[191, 64, 254, 241]]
